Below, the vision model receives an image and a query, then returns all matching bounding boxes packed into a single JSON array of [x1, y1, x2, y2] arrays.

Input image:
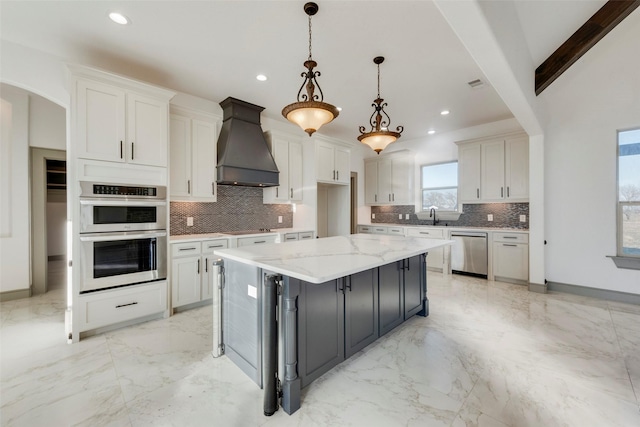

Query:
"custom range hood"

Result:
[[216, 97, 279, 187]]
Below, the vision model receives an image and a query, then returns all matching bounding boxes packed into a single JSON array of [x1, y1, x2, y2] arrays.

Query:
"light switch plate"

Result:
[[405, 214, 410, 219], [487, 214, 493, 221], [372, 213, 376, 219], [247, 285, 257, 299], [278, 216, 283, 223], [187, 217, 194, 226], [520, 215, 527, 222], [399, 214, 402, 220]]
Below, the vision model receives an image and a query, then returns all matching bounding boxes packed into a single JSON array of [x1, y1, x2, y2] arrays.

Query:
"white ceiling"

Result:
[[0, 0, 608, 144]]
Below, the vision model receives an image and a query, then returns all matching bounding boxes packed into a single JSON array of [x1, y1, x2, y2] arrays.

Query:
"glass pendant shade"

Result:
[[357, 132, 397, 154]]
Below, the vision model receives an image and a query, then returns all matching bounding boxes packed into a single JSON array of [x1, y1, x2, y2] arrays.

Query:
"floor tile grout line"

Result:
[[606, 302, 640, 406]]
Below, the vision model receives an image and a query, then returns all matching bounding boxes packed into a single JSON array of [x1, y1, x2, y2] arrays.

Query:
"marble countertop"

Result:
[[360, 223, 529, 232], [214, 234, 454, 284]]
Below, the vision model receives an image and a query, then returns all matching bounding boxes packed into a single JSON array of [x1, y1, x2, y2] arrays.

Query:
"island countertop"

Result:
[[214, 234, 454, 284]]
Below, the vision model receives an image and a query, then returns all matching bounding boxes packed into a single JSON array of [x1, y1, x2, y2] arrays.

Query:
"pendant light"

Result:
[[282, 2, 339, 136], [358, 56, 403, 154]]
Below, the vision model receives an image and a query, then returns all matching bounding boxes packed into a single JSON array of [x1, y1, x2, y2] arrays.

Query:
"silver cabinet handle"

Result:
[[205, 258, 208, 273], [120, 141, 123, 159], [254, 240, 266, 244], [290, 188, 293, 198], [375, 194, 377, 202], [503, 244, 518, 247], [333, 170, 336, 180], [207, 244, 225, 249], [392, 193, 395, 202], [188, 180, 191, 194], [276, 187, 279, 198], [131, 142, 134, 160], [197, 259, 200, 274], [507, 186, 510, 197], [501, 187, 504, 197], [419, 232, 430, 235], [477, 188, 480, 198], [503, 236, 518, 239], [178, 247, 197, 251], [388, 194, 391, 201], [212, 182, 215, 196], [337, 170, 339, 181]]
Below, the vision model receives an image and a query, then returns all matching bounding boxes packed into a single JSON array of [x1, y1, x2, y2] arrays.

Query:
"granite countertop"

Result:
[[214, 234, 454, 284]]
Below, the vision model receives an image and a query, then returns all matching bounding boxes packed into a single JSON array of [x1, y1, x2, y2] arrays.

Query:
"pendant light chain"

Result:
[[308, 14, 313, 61], [377, 62, 381, 99]]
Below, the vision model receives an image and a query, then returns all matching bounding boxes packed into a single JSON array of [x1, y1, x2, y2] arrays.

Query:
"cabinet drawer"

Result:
[[406, 228, 444, 239], [80, 281, 168, 330], [171, 241, 202, 257], [237, 234, 278, 247], [201, 239, 229, 254], [358, 225, 373, 234], [371, 226, 388, 234], [284, 233, 299, 242], [299, 231, 314, 240], [493, 232, 528, 243], [387, 227, 404, 235]]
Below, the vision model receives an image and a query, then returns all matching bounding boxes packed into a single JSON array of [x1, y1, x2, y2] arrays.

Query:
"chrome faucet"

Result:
[[429, 208, 439, 226]]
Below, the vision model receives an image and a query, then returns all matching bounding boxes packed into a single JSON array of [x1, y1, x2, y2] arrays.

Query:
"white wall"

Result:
[[541, 10, 640, 294], [0, 85, 31, 293], [47, 200, 66, 257], [29, 94, 66, 150]]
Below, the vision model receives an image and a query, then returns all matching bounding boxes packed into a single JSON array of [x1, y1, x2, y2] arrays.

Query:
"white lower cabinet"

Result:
[[283, 231, 315, 242], [77, 281, 168, 332], [357, 225, 404, 236], [406, 227, 446, 272], [236, 234, 278, 247], [171, 238, 228, 310], [492, 232, 529, 283]]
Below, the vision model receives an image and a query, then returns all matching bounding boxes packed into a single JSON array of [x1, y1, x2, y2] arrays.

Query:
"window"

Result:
[[421, 162, 457, 211], [618, 128, 640, 257]]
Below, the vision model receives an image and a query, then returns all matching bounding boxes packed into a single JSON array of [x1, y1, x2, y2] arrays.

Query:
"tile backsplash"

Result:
[[372, 203, 529, 229], [170, 185, 293, 235]]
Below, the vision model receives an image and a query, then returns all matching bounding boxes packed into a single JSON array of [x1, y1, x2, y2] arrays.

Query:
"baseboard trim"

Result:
[[0, 288, 32, 302], [528, 282, 547, 294], [547, 281, 640, 305]]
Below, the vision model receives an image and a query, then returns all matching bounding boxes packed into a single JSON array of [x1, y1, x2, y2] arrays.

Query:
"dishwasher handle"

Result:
[[451, 232, 487, 238]]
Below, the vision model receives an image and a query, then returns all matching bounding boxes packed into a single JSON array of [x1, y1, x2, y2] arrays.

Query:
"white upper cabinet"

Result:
[[75, 75, 172, 168], [364, 151, 414, 205], [457, 132, 529, 203], [169, 106, 219, 201], [263, 131, 303, 203], [316, 139, 350, 185]]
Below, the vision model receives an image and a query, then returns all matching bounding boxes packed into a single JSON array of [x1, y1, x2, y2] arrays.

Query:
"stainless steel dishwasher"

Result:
[[450, 231, 488, 278]]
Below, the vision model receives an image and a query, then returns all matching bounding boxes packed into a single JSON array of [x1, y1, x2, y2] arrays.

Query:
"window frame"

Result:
[[616, 127, 640, 259], [420, 160, 458, 212]]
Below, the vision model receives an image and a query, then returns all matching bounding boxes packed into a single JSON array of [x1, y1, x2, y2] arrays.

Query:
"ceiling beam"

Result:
[[535, 0, 640, 95]]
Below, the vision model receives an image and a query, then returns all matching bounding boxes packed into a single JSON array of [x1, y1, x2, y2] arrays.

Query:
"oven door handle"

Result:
[[79, 230, 167, 242], [80, 199, 167, 207]]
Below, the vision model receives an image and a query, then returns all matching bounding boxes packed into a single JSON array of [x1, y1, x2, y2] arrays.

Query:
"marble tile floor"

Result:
[[1, 264, 639, 426]]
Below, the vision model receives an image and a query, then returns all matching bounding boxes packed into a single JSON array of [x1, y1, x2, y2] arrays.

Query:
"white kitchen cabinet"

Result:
[[236, 234, 279, 247], [170, 107, 219, 201], [457, 132, 529, 203], [283, 231, 315, 242], [364, 151, 414, 205], [316, 139, 350, 185], [406, 227, 446, 272], [75, 77, 171, 168], [171, 238, 228, 310], [492, 232, 529, 283], [263, 131, 303, 203]]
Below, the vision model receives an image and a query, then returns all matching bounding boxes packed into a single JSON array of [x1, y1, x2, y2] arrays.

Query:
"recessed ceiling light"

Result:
[[109, 12, 129, 25], [428, 130, 436, 135], [256, 74, 267, 82], [440, 110, 450, 115]]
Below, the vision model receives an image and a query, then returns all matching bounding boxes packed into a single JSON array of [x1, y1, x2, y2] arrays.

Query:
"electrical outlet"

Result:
[[372, 213, 376, 219], [187, 217, 194, 226], [399, 214, 403, 220], [405, 214, 410, 220], [278, 216, 283, 224], [487, 214, 493, 222], [520, 215, 527, 222]]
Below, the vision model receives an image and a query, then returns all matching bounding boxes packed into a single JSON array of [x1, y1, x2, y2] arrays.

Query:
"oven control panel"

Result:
[[80, 182, 166, 199]]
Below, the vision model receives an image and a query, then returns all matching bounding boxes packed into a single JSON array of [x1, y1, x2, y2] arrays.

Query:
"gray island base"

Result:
[[215, 234, 453, 416]]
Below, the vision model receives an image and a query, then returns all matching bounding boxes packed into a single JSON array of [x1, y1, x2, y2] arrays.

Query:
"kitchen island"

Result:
[[214, 234, 453, 415]]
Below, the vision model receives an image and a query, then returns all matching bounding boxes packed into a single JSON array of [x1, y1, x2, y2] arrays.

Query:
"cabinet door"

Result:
[[377, 158, 393, 203], [126, 93, 168, 167], [458, 144, 481, 202], [481, 140, 505, 200], [289, 141, 303, 201], [334, 146, 350, 184], [493, 242, 529, 281], [191, 119, 218, 199], [201, 256, 215, 300], [76, 79, 126, 163], [505, 136, 529, 200], [404, 255, 424, 319], [316, 141, 335, 182], [391, 156, 413, 204], [298, 279, 345, 387], [426, 246, 444, 271], [345, 270, 379, 358], [171, 256, 201, 307], [169, 114, 191, 198], [378, 261, 404, 336], [364, 161, 378, 204]]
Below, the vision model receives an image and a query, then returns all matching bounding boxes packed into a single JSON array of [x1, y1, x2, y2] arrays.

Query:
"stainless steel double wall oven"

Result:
[[79, 182, 167, 293]]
